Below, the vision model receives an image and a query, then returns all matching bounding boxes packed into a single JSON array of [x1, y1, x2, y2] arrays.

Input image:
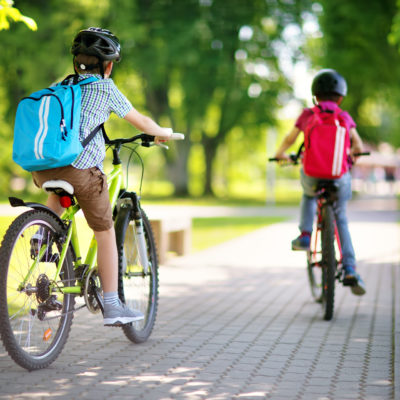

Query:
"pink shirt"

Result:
[[295, 101, 356, 132]]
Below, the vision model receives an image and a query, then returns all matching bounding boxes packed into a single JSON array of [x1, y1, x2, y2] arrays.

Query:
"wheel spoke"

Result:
[[0, 210, 75, 370], [115, 205, 158, 343]]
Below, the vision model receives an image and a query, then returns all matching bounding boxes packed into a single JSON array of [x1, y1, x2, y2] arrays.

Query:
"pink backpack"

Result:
[[302, 106, 351, 179]]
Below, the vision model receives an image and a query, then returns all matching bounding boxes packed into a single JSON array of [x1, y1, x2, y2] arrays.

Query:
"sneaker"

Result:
[[30, 228, 58, 262], [343, 266, 366, 296], [291, 234, 311, 251], [103, 300, 144, 326]]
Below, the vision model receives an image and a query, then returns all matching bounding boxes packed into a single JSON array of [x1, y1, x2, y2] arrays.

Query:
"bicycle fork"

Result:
[[118, 195, 149, 274]]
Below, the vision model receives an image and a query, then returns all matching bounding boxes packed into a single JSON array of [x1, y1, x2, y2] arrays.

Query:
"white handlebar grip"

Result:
[[170, 133, 185, 140]]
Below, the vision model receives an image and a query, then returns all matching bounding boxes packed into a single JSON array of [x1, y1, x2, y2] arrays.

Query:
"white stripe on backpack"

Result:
[[332, 120, 346, 176], [34, 96, 51, 160]]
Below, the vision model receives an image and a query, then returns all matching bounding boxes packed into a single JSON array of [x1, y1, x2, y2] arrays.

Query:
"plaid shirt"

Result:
[[65, 74, 132, 170]]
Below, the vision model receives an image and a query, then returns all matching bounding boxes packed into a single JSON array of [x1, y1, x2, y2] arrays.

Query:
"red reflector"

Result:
[[60, 196, 72, 208]]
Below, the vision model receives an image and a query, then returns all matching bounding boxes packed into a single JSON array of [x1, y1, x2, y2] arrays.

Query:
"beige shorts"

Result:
[[32, 165, 113, 232]]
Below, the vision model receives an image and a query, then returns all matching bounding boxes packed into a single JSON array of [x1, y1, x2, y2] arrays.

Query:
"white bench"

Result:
[[150, 216, 192, 264]]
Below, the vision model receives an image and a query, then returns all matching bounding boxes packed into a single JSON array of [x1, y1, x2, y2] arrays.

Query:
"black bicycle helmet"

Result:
[[311, 69, 347, 97], [71, 27, 121, 62]]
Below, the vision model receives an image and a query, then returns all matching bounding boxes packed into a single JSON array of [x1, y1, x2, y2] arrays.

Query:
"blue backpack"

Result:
[[13, 75, 103, 172]]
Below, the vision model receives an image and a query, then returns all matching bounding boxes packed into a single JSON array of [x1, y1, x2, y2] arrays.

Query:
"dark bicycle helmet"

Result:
[[71, 27, 121, 62], [311, 69, 347, 97]]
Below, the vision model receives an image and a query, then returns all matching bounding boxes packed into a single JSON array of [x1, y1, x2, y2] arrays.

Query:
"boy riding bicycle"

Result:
[[273, 69, 366, 296], [31, 27, 173, 325]]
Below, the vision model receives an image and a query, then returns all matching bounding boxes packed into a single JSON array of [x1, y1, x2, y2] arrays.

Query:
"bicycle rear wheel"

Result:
[[0, 210, 75, 370], [115, 204, 158, 343], [320, 205, 336, 321]]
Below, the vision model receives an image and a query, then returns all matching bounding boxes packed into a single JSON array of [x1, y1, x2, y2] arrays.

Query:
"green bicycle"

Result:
[[0, 132, 183, 371]]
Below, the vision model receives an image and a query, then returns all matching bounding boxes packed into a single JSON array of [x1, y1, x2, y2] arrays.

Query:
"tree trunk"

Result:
[[167, 139, 191, 196], [203, 137, 218, 196]]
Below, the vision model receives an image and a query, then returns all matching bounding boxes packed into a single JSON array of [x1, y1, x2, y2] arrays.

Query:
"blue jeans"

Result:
[[299, 170, 356, 267]]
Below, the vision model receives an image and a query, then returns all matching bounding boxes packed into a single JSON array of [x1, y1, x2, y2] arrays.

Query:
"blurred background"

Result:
[[1, 0, 400, 206]]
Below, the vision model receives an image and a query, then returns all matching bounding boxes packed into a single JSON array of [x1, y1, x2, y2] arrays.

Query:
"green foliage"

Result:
[[310, 0, 400, 146], [0, 0, 37, 31], [0, 0, 316, 200], [110, 0, 313, 195], [0, 1, 114, 197]]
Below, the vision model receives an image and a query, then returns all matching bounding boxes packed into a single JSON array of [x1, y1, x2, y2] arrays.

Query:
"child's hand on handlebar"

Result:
[[154, 130, 185, 148], [273, 153, 291, 162], [155, 127, 173, 142]]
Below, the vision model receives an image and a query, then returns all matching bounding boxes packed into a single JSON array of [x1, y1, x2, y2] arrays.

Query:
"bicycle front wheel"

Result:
[[0, 210, 75, 370], [115, 205, 159, 343], [321, 204, 336, 321], [307, 245, 323, 303]]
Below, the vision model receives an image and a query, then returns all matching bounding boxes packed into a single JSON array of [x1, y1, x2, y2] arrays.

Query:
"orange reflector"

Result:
[[43, 328, 52, 341]]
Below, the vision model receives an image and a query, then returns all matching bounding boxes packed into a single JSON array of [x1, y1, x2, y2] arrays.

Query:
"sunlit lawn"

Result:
[[0, 214, 284, 254], [192, 216, 285, 252]]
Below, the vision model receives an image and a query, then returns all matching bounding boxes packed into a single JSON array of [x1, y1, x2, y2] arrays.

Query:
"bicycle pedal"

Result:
[[342, 276, 357, 286], [74, 264, 89, 280], [104, 322, 123, 327]]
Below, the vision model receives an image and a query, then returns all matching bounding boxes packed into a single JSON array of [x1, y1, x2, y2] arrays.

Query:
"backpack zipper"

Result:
[[24, 93, 66, 139]]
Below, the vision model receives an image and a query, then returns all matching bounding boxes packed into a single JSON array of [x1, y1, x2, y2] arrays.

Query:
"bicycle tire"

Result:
[[320, 204, 336, 321], [115, 205, 159, 343], [0, 210, 75, 370], [307, 247, 323, 303]]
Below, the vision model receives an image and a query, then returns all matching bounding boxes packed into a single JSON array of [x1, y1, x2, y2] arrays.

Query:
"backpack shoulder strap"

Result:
[[314, 104, 335, 114], [76, 76, 99, 86], [59, 74, 99, 87], [81, 124, 110, 147]]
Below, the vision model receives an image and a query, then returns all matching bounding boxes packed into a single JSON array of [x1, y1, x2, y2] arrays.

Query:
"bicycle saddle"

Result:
[[42, 180, 74, 196], [316, 180, 339, 192]]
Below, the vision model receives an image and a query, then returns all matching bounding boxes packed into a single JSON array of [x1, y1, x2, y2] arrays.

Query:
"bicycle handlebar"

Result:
[[269, 151, 370, 164], [268, 154, 298, 163], [107, 132, 185, 148]]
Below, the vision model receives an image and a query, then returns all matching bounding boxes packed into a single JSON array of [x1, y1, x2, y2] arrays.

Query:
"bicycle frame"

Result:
[[45, 162, 124, 296], [310, 194, 343, 270]]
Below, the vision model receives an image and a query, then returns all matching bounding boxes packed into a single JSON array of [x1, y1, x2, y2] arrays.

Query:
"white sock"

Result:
[[103, 292, 120, 307]]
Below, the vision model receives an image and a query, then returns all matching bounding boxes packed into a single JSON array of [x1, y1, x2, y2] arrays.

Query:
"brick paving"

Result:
[[0, 194, 398, 400]]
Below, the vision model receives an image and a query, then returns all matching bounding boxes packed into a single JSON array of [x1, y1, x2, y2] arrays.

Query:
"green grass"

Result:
[[143, 194, 300, 207], [0, 214, 285, 255], [0, 216, 16, 243], [192, 216, 285, 251]]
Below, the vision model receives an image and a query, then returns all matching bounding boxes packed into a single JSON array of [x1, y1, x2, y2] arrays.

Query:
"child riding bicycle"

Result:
[[273, 69, 366, 296], [31, 27, 173, 325]]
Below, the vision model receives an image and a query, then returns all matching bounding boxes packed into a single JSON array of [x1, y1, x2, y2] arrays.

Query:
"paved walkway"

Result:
[[0, 194, 398, 400]]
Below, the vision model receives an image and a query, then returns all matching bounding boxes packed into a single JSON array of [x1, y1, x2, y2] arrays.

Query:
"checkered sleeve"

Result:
[[108, 80, 133, 118]]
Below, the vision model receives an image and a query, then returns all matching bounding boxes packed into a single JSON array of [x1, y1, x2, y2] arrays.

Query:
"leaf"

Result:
[[19, 16, 37, 31], [0, 1, 37, 31], [0, 14, 10, 30]]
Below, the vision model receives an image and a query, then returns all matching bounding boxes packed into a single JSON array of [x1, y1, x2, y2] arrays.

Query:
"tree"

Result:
[[0, 0, 314, 198], [309, 0, 400, 146], [0, 0, 110, 196], [112, 0, 312, 195]]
